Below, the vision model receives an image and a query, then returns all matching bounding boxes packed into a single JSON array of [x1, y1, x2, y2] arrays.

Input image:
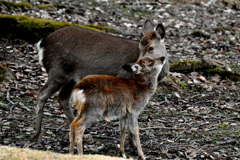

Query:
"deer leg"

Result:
[[128, 115, 145, 160], [34, 79, 64, 142], [58, 80, 76, 123], [119, 117, 128, 158]]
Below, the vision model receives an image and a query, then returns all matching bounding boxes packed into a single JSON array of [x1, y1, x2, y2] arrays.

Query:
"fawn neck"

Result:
[[134, 73, 158, 96]]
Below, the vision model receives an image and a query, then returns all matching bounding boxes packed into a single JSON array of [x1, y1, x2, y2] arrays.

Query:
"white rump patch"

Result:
[[72, 89, 86, 106], [131, 64, 142, 74], [36, 40, 46, 71]]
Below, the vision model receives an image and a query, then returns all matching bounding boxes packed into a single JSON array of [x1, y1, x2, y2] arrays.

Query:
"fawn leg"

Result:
[[58, 80, 76, 123], [75, 114, 97, 155], [128, 129, 136, 148], [75, 125, 86, 155], [119, 117, 128, 158], [69, 116, 81, 154], [128, 115, 145, 160]]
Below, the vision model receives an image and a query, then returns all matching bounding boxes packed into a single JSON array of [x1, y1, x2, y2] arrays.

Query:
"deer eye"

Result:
[[149, 46, 154, 52]]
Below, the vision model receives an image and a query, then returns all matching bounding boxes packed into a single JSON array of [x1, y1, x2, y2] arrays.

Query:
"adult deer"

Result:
[[34, 19, 169, 141], [70, 56, 166, 160]]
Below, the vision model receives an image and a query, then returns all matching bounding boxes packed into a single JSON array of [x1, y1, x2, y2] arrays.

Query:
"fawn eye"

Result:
[[149, 46, 154, 52], [149, 62, 154, 66]]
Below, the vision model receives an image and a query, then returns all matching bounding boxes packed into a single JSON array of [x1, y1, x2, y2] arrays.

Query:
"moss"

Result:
[[0, 1, 31, 11], [0, 63, 16, 83], [170, 60, 240, 81], [0, 64, 6, 74], [218, 123, 230, 128], [215, 25, 231, 32], [15, 2, 31, 8], [0, 64, 8, 83], [86, 24, 117, 33], [36, 4, 55, 9], [0, 76, 8, 83], [191, 30, 210, 39], [170, 60, 203, 73], [0, 14, 106, 43], [203, 67, 240, 81]]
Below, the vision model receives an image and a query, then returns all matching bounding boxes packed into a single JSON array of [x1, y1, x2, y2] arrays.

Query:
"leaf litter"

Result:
[[0, 0, 240, 159]]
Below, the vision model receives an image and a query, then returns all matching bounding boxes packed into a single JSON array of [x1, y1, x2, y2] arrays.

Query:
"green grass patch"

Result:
[[218, 123, 230, 128]]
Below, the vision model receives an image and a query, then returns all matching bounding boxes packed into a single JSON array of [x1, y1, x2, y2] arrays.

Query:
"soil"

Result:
[[0, 0, 240, 159]]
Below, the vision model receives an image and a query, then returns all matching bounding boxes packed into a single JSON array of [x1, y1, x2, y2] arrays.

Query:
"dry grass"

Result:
[[0, 146, 132, 160]]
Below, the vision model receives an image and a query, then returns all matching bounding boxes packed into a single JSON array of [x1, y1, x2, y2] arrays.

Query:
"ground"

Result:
[[0, 0, 240, 160]]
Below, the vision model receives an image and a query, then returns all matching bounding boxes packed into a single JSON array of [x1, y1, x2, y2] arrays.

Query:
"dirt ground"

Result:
[[0, 0, 240, 159]]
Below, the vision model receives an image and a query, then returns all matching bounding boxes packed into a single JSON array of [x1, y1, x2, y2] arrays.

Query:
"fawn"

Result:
[[34, 19, 169, 141], [70, 56, 166, 160]]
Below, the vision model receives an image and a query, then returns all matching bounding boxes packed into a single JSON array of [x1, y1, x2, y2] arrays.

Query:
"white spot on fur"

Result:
[[36, 40, 46, 72], [72, 90, 86, 106], [72, 89, 86, 115], [160, 38, 164, 45], [131, 64, 142, 74], [157, 59, 166, 75], [38, 48, 44, 66]]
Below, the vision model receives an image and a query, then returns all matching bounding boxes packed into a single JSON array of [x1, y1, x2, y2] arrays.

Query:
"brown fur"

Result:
[[70, 56, 166, 160], [140, 31, 158, 46], [34, 19, 169, 144]]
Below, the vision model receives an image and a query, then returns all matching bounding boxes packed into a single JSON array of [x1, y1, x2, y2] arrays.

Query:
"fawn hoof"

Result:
[[121, 153, 126, 158], [138, 156, 146, 160]]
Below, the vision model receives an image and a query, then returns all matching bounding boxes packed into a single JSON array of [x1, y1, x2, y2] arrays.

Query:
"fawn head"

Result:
[[123, 56, 166, 82]]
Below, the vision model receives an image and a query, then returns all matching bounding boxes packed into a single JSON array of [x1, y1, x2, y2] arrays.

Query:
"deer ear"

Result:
[[155, 23, 165, 40], [142, 19, 154, 34], [122, 63, 134, 72]]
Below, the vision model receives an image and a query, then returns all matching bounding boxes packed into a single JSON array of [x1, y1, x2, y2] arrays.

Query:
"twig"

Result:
[[216, 139, 237, 145], [164, 97, 169, 103], [92, 135, 117, 140], [136, 0, 140, 7], [2, 117, 28, 122], [6, 87, 31, 113], [42, 119, 53, 124], [139, 126, 185, 130], [56, 125, 65, 132], [7, 88, 16, 113]]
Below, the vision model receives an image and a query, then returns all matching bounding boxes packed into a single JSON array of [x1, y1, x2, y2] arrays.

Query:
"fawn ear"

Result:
[[122, 63, 134, 72], [131, 64, 142, 74]]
